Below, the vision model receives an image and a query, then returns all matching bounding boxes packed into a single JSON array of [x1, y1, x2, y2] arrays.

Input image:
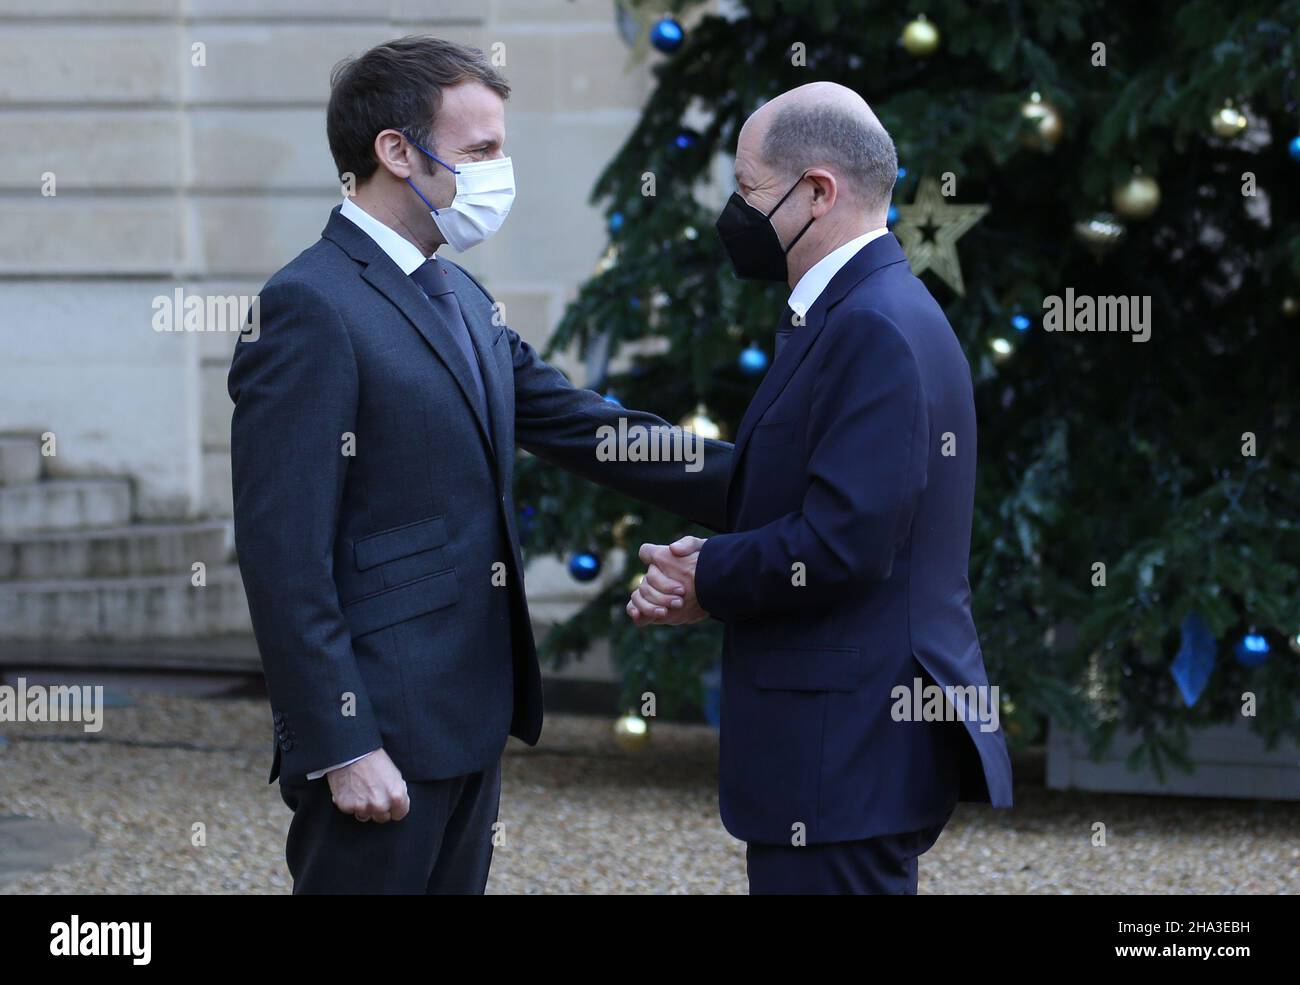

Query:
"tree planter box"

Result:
[[1046, 719, 1300, 801]]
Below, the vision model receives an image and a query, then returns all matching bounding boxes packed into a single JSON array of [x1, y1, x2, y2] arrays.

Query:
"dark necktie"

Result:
[[774, 305, 798, 360], [409, 259, 491, 442]]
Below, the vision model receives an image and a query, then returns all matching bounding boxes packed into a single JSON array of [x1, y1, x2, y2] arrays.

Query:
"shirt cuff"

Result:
[[306, 748, 380, 780]]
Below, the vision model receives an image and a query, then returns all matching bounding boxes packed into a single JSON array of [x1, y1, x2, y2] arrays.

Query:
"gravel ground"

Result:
[[1, 693, 1296, 894]]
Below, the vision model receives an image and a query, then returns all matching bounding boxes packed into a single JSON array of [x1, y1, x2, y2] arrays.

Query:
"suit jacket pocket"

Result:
[[754, 646, 864, 692], [342, 568, 459, 638], [354, 515, 448, 570], [751, 419, 796, 446]]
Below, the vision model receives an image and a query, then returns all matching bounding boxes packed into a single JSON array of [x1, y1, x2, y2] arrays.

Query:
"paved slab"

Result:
[[0, 815, 94, 883]]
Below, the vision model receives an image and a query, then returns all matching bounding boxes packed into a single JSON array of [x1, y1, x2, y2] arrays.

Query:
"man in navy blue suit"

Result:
[[628, 82, 1013, 894]]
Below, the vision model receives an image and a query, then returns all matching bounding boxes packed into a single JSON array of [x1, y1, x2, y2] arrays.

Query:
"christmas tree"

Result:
[[515, 0, 1300, 771]]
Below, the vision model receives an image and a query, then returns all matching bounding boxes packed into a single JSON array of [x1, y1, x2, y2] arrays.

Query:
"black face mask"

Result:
[[715, 172, 814, 281]]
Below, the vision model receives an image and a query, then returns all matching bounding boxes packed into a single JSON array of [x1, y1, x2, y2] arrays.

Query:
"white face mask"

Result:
[[432, 157, 515, 252], [404, 134, 515, 252]]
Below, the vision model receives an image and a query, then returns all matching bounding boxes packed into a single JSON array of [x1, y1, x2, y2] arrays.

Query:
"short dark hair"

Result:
[[327, 35, 510, 183], [761, 102, 897, 212]]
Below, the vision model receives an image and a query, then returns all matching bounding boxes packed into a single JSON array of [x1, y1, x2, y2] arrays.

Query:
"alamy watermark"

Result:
[[595, 419, 705, 473], [1042, 288, 1151, 342], [0, 678, 104, 733], [152, 288, 260, 340], [890, 677, 1001, 733], [50, 915, 150, 965]]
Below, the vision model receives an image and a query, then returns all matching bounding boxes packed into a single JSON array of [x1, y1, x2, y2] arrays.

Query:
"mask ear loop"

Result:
[[400, 129, 459, 216], [766, 171, 816, 255], [406, 177, 438, 213], [764, 171, 809, 219], [784, 214, 816, 255]]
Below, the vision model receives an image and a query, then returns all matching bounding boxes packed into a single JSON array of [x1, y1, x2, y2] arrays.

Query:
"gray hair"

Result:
[[760, 102, 897, 211]]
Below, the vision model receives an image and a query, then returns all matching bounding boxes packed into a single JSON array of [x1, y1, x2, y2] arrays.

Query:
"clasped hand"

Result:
[[626, 536, 709, 626]]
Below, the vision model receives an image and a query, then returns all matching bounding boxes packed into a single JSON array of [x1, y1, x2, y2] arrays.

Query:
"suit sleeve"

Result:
[[695, 309, 928, 621], [228, 281, 383, 779], [507, 328, 732, 531], [441, 260, 732, 528]]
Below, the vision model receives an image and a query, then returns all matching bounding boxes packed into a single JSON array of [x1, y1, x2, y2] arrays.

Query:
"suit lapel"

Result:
[[732, 304, 827, 459], [730, 233, 913, 476], [456, 284, 514, 481], [363, 260, 496, 456], [323, 208, 496, 458]]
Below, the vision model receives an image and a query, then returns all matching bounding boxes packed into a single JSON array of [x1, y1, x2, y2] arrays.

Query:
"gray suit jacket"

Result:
[[229, 207, 732, 783]]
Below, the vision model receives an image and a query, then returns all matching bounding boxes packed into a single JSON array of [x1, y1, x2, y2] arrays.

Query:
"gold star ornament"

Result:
[[892, 176, 989, 296]]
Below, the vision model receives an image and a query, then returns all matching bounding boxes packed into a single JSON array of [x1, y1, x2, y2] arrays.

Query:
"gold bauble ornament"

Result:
[[1020, 91, 1064, 151], [1073, 212, 1126, 258], [611, 513, 640, 547], [613, 712, 649, 752], [1112, 172, 1161, 221], [595, 243, 620, 274], [989, 337, 1015, 365], [1282, 297, 1299, 318], [1211, 101, 1249, 140], [901, 15, 940, 57], [678, 402, 726, 440]]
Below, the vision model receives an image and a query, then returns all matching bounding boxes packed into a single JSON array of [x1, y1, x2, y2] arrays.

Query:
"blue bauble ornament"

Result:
[[896, 166, 908, 181], [1171, 612, 1216, 707], [517, 505, 535, 540], [738, 343, 769, 376], [568, 551, 601, 582], [1011, 313, 1032, 333], [608, 211, 625, 234], [649, 16, 685, 54], [1288, 136, 1300, 162], [701, 666, 722, 729], [1235, 631, 1270, 667], [887, 204, 899, 226], [673, 128, 699, 151]]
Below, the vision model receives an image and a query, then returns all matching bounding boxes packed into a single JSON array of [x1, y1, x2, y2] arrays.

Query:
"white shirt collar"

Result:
[[339, 196, 431, 276], [788, 227, 889, 318]]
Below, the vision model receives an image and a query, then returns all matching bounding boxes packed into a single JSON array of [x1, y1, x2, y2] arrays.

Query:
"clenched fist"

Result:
[[327, 748, 410, 823]]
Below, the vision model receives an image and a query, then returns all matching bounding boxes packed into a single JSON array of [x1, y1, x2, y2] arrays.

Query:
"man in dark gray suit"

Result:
[[228, 35, 730, 894]]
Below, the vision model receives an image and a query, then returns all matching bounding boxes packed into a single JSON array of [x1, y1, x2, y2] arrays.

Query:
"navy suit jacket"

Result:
[[229, 207, 732, 784], [695, 233, 1012, 845]]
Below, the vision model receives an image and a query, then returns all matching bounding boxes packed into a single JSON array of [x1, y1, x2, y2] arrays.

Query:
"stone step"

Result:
[[0, 566, 250, 642], [0, 520, 230, 581], [0, 436, 43, 487], [0, 478, 132, 536], [0, 634, 261, 675]]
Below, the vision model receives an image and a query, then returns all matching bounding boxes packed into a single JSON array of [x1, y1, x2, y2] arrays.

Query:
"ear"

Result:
[[805, 168, 838, 218], [372, 128, 416, 181]]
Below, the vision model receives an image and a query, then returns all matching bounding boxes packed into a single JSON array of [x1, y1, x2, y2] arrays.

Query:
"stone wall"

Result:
[[0, 0, 652, 523]]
